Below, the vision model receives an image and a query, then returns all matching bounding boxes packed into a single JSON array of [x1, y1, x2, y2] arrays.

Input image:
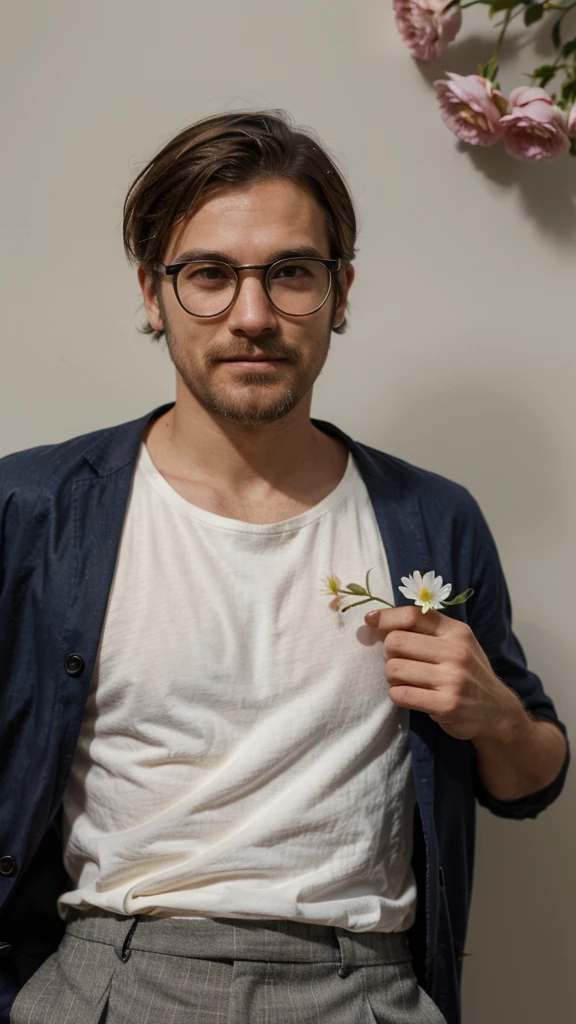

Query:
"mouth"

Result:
[[221, 357, 288, 369]]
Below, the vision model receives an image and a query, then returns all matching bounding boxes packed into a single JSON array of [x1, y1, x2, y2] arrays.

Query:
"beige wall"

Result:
[[2, 3, 574, 1021]]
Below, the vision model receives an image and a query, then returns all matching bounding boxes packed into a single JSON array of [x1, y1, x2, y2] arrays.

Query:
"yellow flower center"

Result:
[[419, 588, 434, 603], [458, 109, 489, 132], [327, 575, 341, 595]]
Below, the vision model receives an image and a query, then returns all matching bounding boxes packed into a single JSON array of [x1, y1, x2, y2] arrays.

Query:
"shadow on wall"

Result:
[[461, 621, 574, 1024], [412, 33, 576, 243]]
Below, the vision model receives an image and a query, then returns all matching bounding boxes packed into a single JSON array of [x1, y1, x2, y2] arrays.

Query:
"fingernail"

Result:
[[365, 610, 380, 625]]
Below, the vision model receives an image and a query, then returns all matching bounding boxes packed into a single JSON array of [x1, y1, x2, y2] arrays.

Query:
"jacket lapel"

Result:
[[54, 405, 173, 801], [312, 417, 439, 984]]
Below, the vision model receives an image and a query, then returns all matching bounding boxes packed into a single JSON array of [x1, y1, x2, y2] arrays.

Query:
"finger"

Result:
[[383, 630, 446, 665], [366, 605, 451, 638], [387, 683, 444, 714], [385, 658, 446, 689]]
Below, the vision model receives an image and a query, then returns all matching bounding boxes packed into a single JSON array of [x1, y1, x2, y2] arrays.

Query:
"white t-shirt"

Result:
[[59, 441, 417, 932]]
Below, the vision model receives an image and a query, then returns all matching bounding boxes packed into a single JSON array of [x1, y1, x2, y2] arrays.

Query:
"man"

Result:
[[0, 110, 569, 1024]]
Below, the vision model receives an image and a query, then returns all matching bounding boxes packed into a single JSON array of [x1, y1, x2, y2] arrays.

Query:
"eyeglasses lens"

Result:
[[175, 259, 331, 317]]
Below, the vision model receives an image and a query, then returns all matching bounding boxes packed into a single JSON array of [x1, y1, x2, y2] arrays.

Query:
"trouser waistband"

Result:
[[65, 908, 413, 977]]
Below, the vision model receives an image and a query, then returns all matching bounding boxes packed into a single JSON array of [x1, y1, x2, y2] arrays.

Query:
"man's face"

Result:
[[138, 178, 354, 426]]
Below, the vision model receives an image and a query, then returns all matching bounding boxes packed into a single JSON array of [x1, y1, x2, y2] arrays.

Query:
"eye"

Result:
[[190, 266, 227, 281], [180, 262, 235, 286], [271, 261, 310, 280]]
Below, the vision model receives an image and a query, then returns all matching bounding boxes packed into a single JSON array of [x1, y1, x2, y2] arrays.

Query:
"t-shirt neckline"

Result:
[[137, 441, 355, 535]]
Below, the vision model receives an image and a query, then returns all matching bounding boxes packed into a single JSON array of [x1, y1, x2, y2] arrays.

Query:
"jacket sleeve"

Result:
[[462, 492, 570, 820]]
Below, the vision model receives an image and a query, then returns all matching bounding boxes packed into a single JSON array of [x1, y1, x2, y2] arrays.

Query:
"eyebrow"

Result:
[[167, 245, 328, 266]]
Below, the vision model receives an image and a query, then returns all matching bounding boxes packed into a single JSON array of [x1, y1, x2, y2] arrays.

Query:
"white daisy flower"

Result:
[[398, 570, 452, 614]]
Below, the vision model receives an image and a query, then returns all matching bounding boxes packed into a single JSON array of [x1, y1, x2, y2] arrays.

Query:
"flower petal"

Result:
[[422, 570, 436, 590], [438, 583, 452, 600], [399, 585, 418, 600]]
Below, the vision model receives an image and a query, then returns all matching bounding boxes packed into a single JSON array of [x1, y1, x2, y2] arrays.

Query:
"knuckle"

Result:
[[453, 644, 470, 667], [446, 663, 463, 688], [388, 685, 406, 706], [454, 620, 472, 639], [386, 658, 402, 681], [384, 631, 404, 654], [448, 665, 466, 688]]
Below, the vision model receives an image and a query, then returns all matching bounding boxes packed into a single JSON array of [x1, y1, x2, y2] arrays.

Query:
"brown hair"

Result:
[[123, 109, 358, 341]]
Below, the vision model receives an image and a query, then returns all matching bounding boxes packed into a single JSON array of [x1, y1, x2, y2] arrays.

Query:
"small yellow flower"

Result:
[[321, 574, 342, 597]]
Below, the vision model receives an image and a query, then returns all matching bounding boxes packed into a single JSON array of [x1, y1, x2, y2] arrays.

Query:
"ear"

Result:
[[137, 267, 165, 332], [332, 264, 355, 329]]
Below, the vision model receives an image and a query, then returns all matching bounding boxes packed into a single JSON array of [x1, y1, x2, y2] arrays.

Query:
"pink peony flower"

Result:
[[500, 87, 570, 162], [434, 73, 508, 146], [393, 0, 462, 62], [567, 101, 576, 138]]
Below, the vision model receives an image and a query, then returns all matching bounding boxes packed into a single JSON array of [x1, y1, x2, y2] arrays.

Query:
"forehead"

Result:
[[167, 178, 330, 261]]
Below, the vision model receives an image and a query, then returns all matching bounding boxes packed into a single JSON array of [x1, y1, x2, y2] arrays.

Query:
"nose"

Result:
[[226, 270, 278, 337]]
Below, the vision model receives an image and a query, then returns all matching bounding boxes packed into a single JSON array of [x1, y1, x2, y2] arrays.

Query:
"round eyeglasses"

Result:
[[155, 256, 342, 319]]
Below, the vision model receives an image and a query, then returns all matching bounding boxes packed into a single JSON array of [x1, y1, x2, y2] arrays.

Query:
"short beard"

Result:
[[160, 301, 333, 427]]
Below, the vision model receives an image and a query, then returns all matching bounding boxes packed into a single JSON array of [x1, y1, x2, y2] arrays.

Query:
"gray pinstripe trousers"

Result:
[[10, 909, 447, 1024]]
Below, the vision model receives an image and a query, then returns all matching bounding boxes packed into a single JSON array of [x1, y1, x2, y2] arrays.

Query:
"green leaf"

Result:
[[552, 18, 562, 49], [533, 64, 558, 88], [441, 588, 475, 606], [561, 78, 576, 103], [562, 37, 576, 58], [524, 3, 544, 24], [345, 583, 368, 595], [365, 567, 373, 596]]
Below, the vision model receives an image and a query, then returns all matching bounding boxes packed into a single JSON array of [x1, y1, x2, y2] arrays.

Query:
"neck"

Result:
[[145, 381, 345, 495]]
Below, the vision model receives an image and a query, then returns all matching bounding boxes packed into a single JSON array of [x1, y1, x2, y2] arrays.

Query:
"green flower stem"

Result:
[[494, 7, 513, 69], [340, 597, 377, 612], [340, 595, 395, 613]]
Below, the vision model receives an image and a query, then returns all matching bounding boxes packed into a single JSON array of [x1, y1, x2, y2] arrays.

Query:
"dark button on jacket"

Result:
[[0, 860, 15, 878], [65, 654, 84, 677]]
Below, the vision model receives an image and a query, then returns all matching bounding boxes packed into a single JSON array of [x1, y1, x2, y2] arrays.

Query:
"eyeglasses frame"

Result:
[[155, 256, 343, 319]]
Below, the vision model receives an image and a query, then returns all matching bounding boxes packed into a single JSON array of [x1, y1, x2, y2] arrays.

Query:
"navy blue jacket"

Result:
[[0, 405, 570, 1024]]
